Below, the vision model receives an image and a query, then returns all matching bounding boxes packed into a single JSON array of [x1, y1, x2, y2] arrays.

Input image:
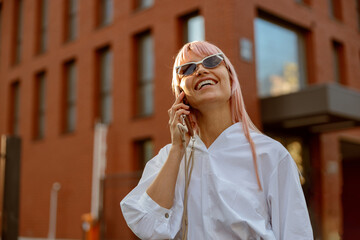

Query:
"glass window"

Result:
[[135, 139, 154, 169], [14, 0, 24, 64], [35, 72, 46, 139], [0, 3, 3, 66], [254, 18, 306, 97], [38, 0, 48, 53], [294, 0, 311, 4], [66, 0, 78, 41], [64, 60, 77, 132], [357, 0, 360, 31], [271, 136, 310, 186], [183, 14, 205, 43], [328, 0, 342, 20], [136, 0, 153, 10], [10, 82, 21, 135], [98, 0, 113, 27], [332, 40, 345, 84], [136, 32, 154, 116], [97, 47, 113, 124]]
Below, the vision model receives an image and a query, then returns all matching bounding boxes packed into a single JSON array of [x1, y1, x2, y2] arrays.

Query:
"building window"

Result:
[[134, 139, 154, 169], [0, 3, 3, 66], [96, 46, 113, 124], [136, 0, 153, 10], [13, 0, 24, 65], [332, 40, 346, 84], [254, 17, 307, 97], [328, 0, 342, 20], [9, 81, 21, 135], [136, 31, 154, 116], [294, 0, 311, 4], [182, 12, 205, 43], [62, 60, 77, 133], [357, 0, 360, 31], [65, 0, 78, 42], [97, 0, 113, 27], [34, 72, 46, 139], [37, 0, 49, 54]]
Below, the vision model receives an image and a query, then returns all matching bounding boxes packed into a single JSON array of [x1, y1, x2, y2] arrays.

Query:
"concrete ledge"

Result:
[[260, 83, 360, 132]]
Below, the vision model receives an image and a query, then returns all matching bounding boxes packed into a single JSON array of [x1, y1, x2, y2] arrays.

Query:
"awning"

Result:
[[260, 83, 360, 133]]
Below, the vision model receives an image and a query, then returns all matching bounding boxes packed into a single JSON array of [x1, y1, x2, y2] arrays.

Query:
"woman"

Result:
[[121, 41, 313, 239]]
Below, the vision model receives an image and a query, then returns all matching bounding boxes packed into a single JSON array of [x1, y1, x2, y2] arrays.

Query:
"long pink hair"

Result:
[[172, 41, 263, 191]]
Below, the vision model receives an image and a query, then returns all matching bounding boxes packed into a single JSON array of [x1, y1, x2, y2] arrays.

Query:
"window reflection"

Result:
[[10, 82, 21, 135], [98, 47, 113, 124], [135, 138, 154, 169], [287, 140, 306, 184], [35, 72, 46, 139], [254, 18, 306, 97], [14, 0, 24, 64], [37, 0, 48, 54], [64, 60, 77, 132], [137, 0, 153, 10], [273, 137, 306, 185], [332, 40, 344, 84], [184, 14, 205, 43], [136, 32, 154, 116], [98, 0, 113, 26]]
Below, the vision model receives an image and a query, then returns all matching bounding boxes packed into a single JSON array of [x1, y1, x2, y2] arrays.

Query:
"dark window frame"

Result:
[[134, 0, 154, 11], [12, 0, 24, 65], [0, 2, 3, 66], [95, 45, 113, 125], [328, 0, 343, 21], [134, 138, 154, 170], [356, 0, 360, 31], [9, 81, 21, 135], [64, 0, 78, 42], [33, 71, 46, 140], [134, 30, 154, 118], [62, 59, 77, 134], [332, 40, 347, 85], [180, 10, 204, 44], [36, 0, 49, 54], [254, 10, 309, 97], [96, 0, 113, 28]]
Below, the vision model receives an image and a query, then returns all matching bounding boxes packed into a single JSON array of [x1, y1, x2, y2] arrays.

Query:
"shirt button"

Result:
[[165, 213, 169, 218]]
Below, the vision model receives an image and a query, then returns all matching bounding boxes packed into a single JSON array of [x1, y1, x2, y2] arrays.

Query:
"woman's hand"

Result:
[[168, 91, 191, 149], [145, 92, 191, 208]]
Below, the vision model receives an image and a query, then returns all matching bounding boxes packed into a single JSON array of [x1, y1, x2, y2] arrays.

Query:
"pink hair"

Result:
[[172, 41, 263, 191]]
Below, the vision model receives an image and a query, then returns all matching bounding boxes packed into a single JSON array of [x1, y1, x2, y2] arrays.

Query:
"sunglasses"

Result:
[[176, 53, 224, 76]]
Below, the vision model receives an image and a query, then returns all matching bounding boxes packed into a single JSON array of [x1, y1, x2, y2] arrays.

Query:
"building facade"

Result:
[[1, 0, 360, 239]]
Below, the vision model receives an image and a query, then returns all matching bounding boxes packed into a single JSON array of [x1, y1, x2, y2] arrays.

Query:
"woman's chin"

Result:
[[191, 95, 230, 110]]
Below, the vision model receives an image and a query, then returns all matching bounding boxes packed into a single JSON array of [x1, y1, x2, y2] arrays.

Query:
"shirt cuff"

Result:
[[139, 192, 173, 221]]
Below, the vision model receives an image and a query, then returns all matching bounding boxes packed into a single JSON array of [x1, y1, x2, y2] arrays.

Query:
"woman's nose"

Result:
[[195, 64, 209, 76]]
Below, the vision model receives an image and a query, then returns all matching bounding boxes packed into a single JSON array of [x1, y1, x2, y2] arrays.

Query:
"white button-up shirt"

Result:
[[121, 123, 313, 239]]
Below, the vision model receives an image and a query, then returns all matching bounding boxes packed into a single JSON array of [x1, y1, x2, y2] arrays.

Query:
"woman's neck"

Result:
[[195, 103, 233, 148]]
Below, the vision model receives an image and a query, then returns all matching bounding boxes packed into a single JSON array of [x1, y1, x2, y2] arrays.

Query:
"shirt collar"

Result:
[[192, 122, 246, 152]]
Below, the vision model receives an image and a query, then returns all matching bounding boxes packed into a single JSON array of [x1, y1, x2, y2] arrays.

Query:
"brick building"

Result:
[[1, 0, 360, 239]]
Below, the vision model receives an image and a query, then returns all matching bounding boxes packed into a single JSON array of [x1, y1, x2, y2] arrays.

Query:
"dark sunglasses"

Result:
[[176, 53, 224, 76]]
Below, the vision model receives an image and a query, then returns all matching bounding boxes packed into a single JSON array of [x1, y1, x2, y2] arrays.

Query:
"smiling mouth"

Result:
[[195, 80, 218, 90]]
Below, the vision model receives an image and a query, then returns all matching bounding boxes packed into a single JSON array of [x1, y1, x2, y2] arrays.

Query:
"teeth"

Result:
[[196, 80, 217, 90]]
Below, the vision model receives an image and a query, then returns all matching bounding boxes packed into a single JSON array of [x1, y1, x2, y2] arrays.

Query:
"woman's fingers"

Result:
[[174, 91, 185, 105], [174, 109, 190, 120], [168, 91, 192, 146], [169, 108, 190, 125], [168, 103, 190, 119]]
